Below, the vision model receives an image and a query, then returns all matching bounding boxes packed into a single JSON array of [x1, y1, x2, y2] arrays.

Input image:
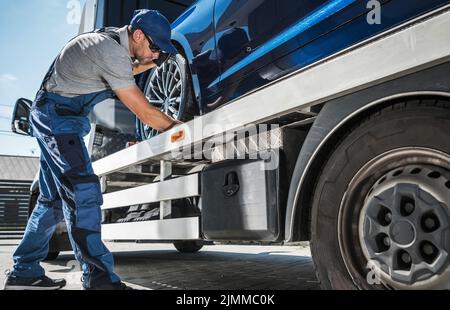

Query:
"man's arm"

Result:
[[132, 58, 157, 76], [115, 85, 179, 132], [132, 60, 156, 75]]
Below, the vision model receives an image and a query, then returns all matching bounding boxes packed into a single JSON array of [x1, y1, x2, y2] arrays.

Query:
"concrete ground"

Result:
[[0, 238, 320, 290]]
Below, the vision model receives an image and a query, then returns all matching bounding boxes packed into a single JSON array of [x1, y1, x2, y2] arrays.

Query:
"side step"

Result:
[[102, 217, 200, 241]]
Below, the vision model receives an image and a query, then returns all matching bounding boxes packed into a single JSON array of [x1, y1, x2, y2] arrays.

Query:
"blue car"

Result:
[[137, 0, 450, 140]]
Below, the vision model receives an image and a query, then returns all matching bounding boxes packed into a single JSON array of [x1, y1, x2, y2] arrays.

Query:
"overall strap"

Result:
[[94, 27, 121, 45]]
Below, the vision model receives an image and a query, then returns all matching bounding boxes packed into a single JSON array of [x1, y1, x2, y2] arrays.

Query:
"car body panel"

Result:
[[211, 0, 332, 95], [171, 0, 450, 113], [172, 0, 220, 104]]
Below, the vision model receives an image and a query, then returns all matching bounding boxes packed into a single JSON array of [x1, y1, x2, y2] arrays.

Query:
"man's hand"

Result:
[[161, 119, 183, 132], [115, 85, 178, 132]]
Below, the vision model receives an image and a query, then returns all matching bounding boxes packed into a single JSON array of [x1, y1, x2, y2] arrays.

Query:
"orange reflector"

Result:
[[171, 129, 185, 143]]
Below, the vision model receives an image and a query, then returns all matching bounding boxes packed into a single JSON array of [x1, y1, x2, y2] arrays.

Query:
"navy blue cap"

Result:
[[130, 9, 177, 54]]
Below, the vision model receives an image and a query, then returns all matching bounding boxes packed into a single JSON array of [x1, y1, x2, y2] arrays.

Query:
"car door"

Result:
[[209, 0, 329, 110], [212, 0, 278, 93]]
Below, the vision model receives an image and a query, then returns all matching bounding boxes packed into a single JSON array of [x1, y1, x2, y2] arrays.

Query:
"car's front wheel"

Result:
[[138, 53, 197, 140]]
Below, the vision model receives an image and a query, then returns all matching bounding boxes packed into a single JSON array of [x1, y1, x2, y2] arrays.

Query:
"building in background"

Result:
[[0, 156, 39, 237]]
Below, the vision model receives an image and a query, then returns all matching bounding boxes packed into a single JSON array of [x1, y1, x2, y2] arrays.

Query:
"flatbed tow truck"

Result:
[[13, 1, 450, 289]]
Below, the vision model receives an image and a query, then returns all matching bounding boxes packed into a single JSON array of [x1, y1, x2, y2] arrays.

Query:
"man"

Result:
[[4, 9, 180, 290]]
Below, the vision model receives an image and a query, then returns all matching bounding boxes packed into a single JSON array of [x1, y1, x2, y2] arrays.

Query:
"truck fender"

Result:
[[284, 62, 450, 242]]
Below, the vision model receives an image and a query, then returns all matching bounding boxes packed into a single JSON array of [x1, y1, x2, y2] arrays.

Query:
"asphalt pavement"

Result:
[[0, 238, 320, 290]]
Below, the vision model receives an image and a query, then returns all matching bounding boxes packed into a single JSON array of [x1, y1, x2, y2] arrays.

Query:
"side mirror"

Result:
[[11, 98, 32, 136]]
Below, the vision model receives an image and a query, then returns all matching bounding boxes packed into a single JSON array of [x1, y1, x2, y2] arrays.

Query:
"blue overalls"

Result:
[[11, 31, 122, 289]]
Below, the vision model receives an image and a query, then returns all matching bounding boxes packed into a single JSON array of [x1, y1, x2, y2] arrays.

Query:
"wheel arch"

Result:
[[284, 60, 450, 243], [171, 35, 202, 113], [285, 91, 450, 243]]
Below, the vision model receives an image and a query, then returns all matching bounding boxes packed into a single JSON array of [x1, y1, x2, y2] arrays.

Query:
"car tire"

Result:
[[138, 53, 197, 140], [173, 240, 204, 253], [310, 99, 450, 290]]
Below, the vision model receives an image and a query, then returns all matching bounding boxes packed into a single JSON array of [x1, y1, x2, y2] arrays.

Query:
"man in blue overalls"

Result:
[[4, 10, 180, 290]]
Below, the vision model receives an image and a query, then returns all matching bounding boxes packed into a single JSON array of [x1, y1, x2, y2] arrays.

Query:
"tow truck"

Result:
[[11, 0, 450, 289]]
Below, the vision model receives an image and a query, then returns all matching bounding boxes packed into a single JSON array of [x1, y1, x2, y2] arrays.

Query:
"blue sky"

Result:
[[0, 0, 85, 157]]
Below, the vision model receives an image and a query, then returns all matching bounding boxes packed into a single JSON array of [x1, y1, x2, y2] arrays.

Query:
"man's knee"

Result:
[[63, 173, 103, 232], [68, 173, 103, 205]]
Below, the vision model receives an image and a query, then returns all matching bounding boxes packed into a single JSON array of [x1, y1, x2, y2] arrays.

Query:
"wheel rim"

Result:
[[338, 147, 450, 289], [360, 165, 450, 286], [140, 57, 183, 140]]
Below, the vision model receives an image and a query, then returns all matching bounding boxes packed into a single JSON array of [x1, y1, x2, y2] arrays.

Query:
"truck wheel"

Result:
[[44, 251, 60, 261], [173, 240, 204, 253], [310, 99, 450, 290], [138, 53, 197, 140]]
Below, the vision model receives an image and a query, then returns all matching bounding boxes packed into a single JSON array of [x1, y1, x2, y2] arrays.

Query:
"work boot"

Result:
[[3, 270, 66, 290]]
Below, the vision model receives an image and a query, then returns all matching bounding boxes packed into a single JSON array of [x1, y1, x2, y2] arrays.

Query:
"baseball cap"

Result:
[[130, 9, 177, 54]]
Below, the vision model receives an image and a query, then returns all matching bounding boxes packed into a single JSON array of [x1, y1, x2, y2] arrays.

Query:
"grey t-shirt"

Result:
[[45, 26, 136, 97]]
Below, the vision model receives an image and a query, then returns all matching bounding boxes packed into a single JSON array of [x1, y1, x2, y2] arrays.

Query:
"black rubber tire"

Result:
[[173, 240, 204, 253], [138, 53, 197, 140], [310, 99, 450, 290], [44, 251, 60, 261]]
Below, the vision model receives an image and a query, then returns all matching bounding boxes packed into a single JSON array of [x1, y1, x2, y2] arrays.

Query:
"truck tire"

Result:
[[173, 240, 204, 253], [138, 53, 197, 140], [310, 99, 450, 290]]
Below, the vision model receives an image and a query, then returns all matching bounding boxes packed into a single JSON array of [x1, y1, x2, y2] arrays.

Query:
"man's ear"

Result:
[[132, 29, 144, 43]]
